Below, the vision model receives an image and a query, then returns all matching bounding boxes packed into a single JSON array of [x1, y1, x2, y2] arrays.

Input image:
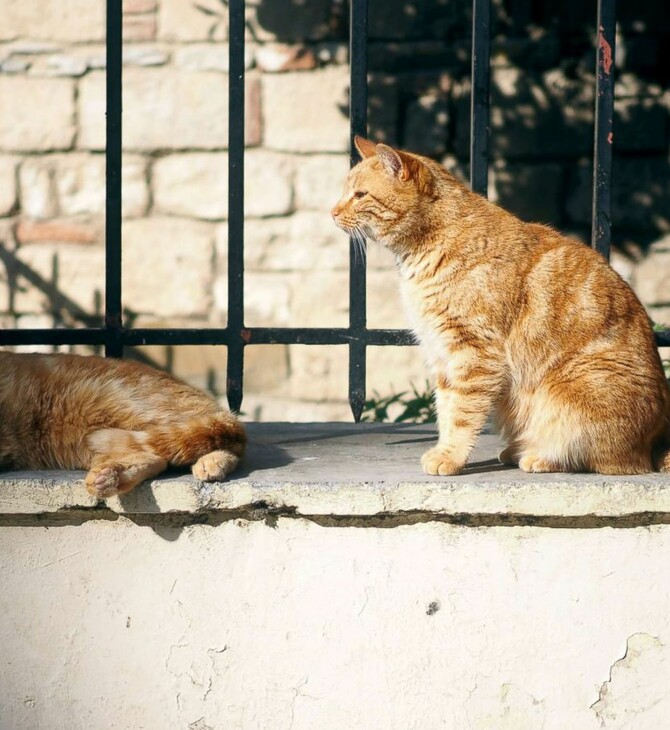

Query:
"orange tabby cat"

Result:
[[332, 136, 670, 475], [0, 351, 246, 497]]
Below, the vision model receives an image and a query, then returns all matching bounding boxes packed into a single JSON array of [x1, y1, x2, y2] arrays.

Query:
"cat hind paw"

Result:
[[518, 454, 559, 473], [85, 464, 122, 498], [192, 450, 240, 482]]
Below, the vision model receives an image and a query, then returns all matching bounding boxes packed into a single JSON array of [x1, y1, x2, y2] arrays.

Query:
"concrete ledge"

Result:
[[2, 422, 670, 523], [4, 423, 670, 728]]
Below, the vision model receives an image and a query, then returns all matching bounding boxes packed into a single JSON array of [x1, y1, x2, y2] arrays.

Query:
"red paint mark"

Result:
[[598, 26, 613, 75], [241, 328, 252, 343], [607, 132, 613, 144]]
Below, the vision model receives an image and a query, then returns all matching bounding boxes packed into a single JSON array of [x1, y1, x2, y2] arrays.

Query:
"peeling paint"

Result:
[[591, 633, 670, 726]]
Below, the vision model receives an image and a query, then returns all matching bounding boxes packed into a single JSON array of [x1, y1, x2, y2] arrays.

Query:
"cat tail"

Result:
[[88, 411, 246, 467], [145, 411, 247, 466]]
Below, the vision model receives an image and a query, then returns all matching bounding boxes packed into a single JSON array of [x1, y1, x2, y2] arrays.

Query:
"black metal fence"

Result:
[[1, 0, 668, 421]]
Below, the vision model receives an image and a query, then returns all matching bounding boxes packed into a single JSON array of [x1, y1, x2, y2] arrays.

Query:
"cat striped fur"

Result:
[[0, 351, 246, 497], [332, 137, 670, 475]]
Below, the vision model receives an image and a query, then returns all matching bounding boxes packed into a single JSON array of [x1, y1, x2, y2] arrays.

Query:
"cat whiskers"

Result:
[[349, 226, 368, 265]]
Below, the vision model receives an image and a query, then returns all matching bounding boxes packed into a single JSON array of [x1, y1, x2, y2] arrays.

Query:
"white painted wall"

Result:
[[1, 517, 669, 729]]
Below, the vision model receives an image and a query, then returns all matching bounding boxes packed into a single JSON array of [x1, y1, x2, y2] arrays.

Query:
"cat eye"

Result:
[[353, 190, 367, 199]]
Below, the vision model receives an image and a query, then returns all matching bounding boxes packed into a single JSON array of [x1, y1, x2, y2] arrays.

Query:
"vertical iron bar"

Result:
[[348, 0, 368, 422], [470, 0, 491, 196], [105, 0, 123, 357], [226, 0, 245, 413], [591, 0, 616, 260]]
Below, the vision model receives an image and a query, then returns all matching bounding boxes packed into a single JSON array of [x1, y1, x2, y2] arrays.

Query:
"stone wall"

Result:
[[0, 0, 668, 420]]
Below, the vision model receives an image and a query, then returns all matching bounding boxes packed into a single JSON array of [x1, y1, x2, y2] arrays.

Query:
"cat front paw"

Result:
[[421, 447, 464, 476]]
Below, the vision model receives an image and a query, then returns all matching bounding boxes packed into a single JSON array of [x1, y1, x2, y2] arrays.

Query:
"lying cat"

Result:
[[0, 351, 246, 497], [332, 136, 670, 476]]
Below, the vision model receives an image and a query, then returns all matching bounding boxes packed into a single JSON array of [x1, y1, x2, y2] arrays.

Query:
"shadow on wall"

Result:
[[195, 0, 670, 247], [0, 242, 187, 374]]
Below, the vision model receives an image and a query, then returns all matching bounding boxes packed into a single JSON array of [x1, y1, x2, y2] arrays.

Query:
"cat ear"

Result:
[[354, 136, 377, 160], [376, 144, 411, 181]]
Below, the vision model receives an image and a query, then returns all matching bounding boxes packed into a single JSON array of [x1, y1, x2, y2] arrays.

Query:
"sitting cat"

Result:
[[0, 351, 246, 497], [332, 136, 670, 476]]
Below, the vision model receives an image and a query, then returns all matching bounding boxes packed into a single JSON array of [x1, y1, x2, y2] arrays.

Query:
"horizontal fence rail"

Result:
[[1, 0, 668, 419]]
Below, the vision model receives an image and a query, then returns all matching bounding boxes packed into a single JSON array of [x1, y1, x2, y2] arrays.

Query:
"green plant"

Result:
[[362, 381, 436, 424]]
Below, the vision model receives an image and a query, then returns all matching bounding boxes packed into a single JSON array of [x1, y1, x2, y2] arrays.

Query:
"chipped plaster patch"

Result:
[[591, 633, 670, 727]]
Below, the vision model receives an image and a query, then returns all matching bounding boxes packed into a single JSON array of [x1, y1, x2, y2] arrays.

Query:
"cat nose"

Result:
[[331, 203, 342, 219]]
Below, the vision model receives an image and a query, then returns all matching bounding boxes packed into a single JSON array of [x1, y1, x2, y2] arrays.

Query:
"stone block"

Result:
[[255, 44, 317, 73], [16, 218, 99, 246], [0, 57, 31, 73], [0, 157, 18, 216], [403, 93, 449, 156], [367, 0, 470, 41], [366, 241, 396, 271], [13, 242, 105, 315], [615, 97, 669, 153], [244, 212, 349, 272], [368, 41, 459, 74], [58, 153, 149, 218], [0, 217, 18, 250], [244, 343, 290, 392], [123, 46, 170, 67], [18, 158, 58, 219], [262, 67, 349, 153], [490, 161, 564, 226], [245, 150, 294, 217], [123, 14, 157, 42], [287, 344, 349, 401], [240, 393, 351, 422], [174, 44, 237, 73], [368, 74, 400, 146], [566, 158, 670, 232], [1, 0, 105, 42], [294, 153, 350, 211], [125, 338, 227, 393], [242, 272, 294, 326], [158, 0, 227, 42], [367, 270, 411, 330], [0, 77, 75, 151], [290, 271, 349, 327], [247, 0, 335, 42], [454, 68, 594, 160], [19, 154, 148, 219], [29, 54, 88, 77], [153, 153, 229, 220], [634, 236, 670, 307], [79, 69, 234, 151], [245, 73, 263, 147], [123, 0, 157, 13], [122, 217, 215, 317], [366, 344, 428, 400]]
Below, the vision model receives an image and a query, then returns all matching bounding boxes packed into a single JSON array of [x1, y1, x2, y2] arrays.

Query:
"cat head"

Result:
[[331, 137, 436, 251]]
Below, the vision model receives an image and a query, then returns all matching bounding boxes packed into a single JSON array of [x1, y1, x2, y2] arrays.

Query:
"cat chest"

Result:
[[397, 278, 453, 362]]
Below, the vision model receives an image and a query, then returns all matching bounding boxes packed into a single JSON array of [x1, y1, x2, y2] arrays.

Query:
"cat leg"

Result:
[[192, 449, 241, 482], [498, 443, 519, 466], [494, 390, 520, 465], [422, 355, 503, 476], [85, 428, 167, 498], [85, 452, 167, 499]]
